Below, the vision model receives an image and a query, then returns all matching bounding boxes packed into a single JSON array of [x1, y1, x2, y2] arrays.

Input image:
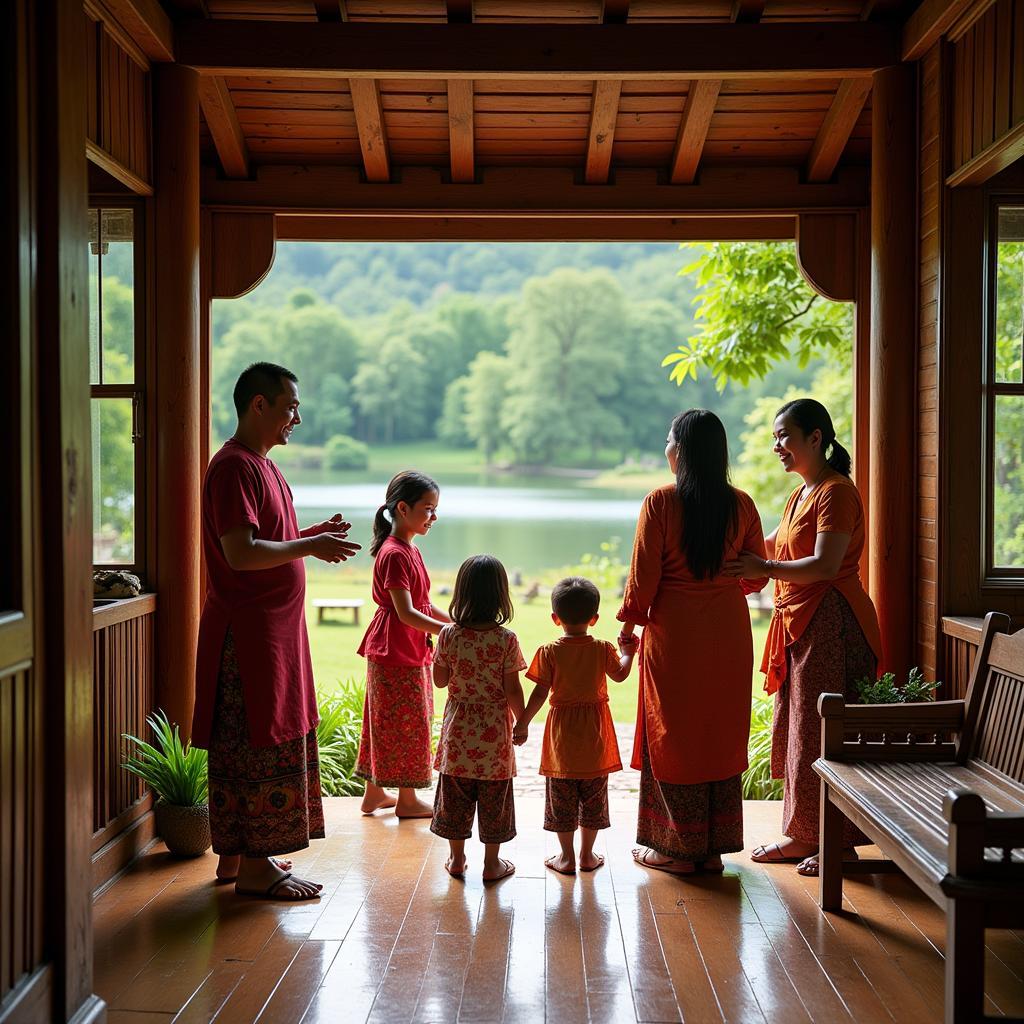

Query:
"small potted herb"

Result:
[[856, 667, 941, 704], [122, 711, 211, 857]]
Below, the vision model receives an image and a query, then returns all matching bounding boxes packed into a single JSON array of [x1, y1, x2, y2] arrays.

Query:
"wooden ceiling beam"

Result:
[[349, 78, 391, 183], [198, 76, 250, 179], [601, 0, 630, 23], [731, 0, 765, 22], [902, 0, 987, 59], [584, 79, 622, 184], [313, 0, 348, 20], [175, 21, 900, 79], [447, 79, 475, 183], [446, 0, 474, 22], [669, 79, 721, 185], [806, 78, 872, 183], [200, 163, 870, 214], [90, 0, 174, 61]]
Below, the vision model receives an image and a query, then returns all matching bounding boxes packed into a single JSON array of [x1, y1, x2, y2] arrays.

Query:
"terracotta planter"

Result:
[[155, 801, 211, 857]]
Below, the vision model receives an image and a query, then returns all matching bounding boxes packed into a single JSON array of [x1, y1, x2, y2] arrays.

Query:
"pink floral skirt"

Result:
[[355, 660, 434, 789]]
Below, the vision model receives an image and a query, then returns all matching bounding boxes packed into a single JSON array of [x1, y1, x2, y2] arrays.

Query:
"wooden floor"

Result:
[[94, 798, 1024, 1023]]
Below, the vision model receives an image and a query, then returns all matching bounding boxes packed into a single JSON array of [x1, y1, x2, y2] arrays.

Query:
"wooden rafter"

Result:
[[731, 0, 765, 22], [446, 0, 473, 22], [584, 79, 622, 184], [175, 22, 900, 79], [601, 0, 630, 23], [198, 76, 250, 179], [313, 0, 348, 20], [89, 0, 173, 61], [447, 79, 475, 184], [349, 78, 390, 183], [806, 79, 872, 183], [902, 0, 987, 59], [669, 79, 721, 185]]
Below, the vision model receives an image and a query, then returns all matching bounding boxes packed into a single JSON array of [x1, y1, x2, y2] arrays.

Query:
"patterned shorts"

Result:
[[430, 773, 516, 845], [544, 776, 611, 832]]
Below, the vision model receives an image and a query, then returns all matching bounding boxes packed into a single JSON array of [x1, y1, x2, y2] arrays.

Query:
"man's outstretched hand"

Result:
[[306, 513, 351, 538], [309, 531, 361, 564]]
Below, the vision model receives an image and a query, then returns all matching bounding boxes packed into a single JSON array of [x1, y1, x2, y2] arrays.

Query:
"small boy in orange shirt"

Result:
[[514, 577, 638, 874]]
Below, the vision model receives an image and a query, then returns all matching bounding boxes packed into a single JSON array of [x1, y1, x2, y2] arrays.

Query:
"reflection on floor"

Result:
[[94, 798, 1024, 1023]]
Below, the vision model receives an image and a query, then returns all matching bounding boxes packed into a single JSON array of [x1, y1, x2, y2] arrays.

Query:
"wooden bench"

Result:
[[312, 598, 365, 626], [814, 612, 1024, 1024]]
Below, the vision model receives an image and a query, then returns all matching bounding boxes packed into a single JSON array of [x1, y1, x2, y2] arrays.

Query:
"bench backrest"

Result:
[[960, 612, 1024, 781]]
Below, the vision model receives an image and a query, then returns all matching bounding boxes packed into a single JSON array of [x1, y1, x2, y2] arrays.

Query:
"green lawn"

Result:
[[306, 565, 771, 723]]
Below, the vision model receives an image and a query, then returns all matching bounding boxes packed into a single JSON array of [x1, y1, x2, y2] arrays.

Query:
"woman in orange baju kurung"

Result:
[[619, 410, 768, 875], [727, 398, 881, 877]]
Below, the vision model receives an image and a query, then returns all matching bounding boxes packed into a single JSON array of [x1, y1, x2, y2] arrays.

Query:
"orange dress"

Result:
[[761, 473, 881, 695], [618, 485, 768, 786], [526, 636, 623, 780]]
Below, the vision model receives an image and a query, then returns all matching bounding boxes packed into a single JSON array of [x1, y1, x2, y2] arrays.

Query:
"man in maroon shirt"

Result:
[[193, 362, 359, 900]]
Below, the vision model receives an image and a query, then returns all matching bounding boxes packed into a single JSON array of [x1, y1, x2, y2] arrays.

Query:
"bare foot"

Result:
[[796, 848, 860, 877], [361, 790, 398, 815], [216, 854, 291, 882], [395, 797, 434, 819], [579, 852, 605, 872], [483, 858, 515, 883], [445, 855, 467, 878], [235, 859, 322, 901], [750, 839, 817, 864], [545, 853, 576, 876]]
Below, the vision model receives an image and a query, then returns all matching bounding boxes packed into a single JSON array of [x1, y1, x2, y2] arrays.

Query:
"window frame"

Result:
[[89, 197, 147, 574], [982, 195, 1024, 587]]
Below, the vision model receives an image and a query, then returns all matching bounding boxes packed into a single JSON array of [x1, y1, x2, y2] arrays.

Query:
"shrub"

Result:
[[324, 433, 370, 471], [856, 667, 940, 704], [743, 695, 782, 800], [122, 710, 208, 806], [316, 680, 367, 796]]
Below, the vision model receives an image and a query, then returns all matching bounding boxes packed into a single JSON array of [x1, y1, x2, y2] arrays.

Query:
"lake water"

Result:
[[290, 471, 647, 573]]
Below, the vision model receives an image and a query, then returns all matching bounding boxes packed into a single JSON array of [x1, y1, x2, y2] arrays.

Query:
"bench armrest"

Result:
[[942, 788, 1024, 890], [817, 694, 965, 760]]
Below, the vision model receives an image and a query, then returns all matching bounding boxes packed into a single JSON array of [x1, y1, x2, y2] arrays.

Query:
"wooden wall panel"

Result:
[[917, 42, 943, 679], [0, 668, 43, 1006], [948, 0, 1024, 185]]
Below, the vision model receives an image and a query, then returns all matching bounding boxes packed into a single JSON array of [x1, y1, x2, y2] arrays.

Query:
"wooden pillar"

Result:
[[153, 65, 201, 737], [869, 63, 916, 677]]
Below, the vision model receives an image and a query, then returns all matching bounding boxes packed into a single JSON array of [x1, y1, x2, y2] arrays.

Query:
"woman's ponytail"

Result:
[[775, 397, 852, 478], [826, 438, 852, 477], [369, 470, 440, 557]]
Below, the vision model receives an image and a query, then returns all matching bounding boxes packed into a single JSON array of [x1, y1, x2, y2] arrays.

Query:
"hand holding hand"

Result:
[[512, 724, 528, 746], [723, 551, 767, 580], [308, 531, 361, 564], [618, 633, 639, 657]]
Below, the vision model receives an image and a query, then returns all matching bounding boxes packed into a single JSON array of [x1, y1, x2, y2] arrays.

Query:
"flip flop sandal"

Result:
[[796, 849, 859, 877], [216, 857, 291, 884], [750, 842, 811, 864], [545, 856, 577, 876], [235, 872, 320, 901], [700, 859, 726, 874], [632, 848, 696, 876], [483, 859, 516, 883], [579, 855, 606, 873]]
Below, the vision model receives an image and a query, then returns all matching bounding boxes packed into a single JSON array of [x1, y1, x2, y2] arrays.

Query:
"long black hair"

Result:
[[774, 398, 852, 477], [670, 409, 738, 580], [449, 555, 514, 626], [370, 470, 440, 556]]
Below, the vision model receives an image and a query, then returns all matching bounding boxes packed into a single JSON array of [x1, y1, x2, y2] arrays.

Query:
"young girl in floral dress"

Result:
[[430, 555, 527, 883], [356, 471, 450, 819]]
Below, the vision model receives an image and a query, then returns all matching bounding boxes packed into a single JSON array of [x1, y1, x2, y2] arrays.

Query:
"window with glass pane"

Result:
[[91, 398, 135, 563], [990, 206, 1024, 572], [88, 208, 135, 385]]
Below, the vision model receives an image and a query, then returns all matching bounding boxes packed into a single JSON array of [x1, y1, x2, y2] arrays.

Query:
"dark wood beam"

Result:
[[601, 0, 630, 23], [89, 0, 174, 61], [175, 21, 900, 79], [446, 0, 473, 22], [447, 79, 475, 183], [669, 79, 721, 184], [947, 120, 1024, 186], [806, 78, 872, 183], [198, 76, 250, 179], [731, 0, 765, 22], [584, 79, 621, 184], [349, 78, 391, 182], [313, 0, 348, 20], [200, 163, 869, 213], [902, 0, 989, 59]]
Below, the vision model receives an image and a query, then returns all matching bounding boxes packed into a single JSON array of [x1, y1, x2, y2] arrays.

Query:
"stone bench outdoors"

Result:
[[312, 598, 365, 626], [814, 611, 1024, 1024]]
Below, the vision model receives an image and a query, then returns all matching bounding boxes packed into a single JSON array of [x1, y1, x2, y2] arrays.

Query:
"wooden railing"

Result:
[[92, 593, 157, 892], [941, 616, 984, 701]]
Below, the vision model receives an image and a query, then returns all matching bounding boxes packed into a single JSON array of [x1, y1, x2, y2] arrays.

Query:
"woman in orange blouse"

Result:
[[618, 410, 768, 875], [726, 398, 881, 877]]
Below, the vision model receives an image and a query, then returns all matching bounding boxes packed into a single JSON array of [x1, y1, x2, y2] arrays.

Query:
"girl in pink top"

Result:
[[355, 471, 450, 819]]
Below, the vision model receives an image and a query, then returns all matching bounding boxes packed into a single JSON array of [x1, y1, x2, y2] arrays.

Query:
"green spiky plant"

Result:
[[122, 710, 208, 806], [316, 681, 367, 797], [856, 667, 940, 704], [743, 695, 783, 800]]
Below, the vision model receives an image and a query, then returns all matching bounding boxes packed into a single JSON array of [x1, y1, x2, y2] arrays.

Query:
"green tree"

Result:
[[437, 376, 473, 448], [502, 268, 627, 463], [462, 352, 511, 461], [352, 334, 430, 443], [663, 242, 853, 390]]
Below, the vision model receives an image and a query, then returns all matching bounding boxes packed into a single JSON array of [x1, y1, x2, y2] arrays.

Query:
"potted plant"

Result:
[[122, 710, 211, 857], [856, 667, 940, 704]]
